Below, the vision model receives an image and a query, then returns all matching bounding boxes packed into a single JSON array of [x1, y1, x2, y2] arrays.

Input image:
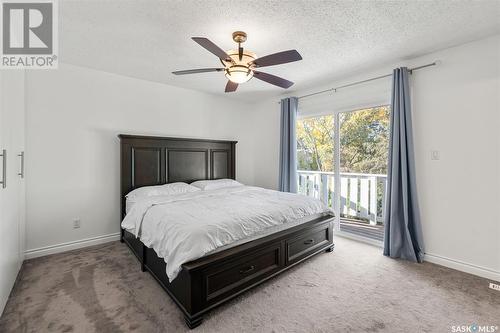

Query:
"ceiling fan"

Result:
[[172, 31, 302, 93]]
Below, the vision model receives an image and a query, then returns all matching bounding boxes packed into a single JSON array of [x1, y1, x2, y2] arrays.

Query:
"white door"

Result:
[[0, 70, 26, 313]]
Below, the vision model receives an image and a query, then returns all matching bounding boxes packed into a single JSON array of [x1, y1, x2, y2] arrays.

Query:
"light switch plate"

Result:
[[431, 150, 440, 160]]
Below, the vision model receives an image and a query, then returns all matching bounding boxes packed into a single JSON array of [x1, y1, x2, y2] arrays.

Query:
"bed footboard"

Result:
[[122, 213, 334, 329]]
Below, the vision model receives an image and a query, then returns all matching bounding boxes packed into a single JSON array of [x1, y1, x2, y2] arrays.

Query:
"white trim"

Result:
[[297, 103, 391, 119], [335, 231, 383, 248], [423, 253, 500, 282], [333, 112, 341, 233], [336, 233, 500, 282], [24, 233, 120, 259]]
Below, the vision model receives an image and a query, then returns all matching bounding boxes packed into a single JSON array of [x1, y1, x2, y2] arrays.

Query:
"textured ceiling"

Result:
[[60, 0, 500, 101]]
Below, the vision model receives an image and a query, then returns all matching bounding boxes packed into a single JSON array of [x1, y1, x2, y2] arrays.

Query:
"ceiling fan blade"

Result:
[[225, 80, 238, 93], [253, 71, 294, 89], [192, 37, 233, 63], [172, 68, 224, 75], [251, 50, 302, 68]]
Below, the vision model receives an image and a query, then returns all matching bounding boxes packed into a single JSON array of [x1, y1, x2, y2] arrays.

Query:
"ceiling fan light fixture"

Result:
[[222, 48, 256, 83], [225, 65, 253, 83]]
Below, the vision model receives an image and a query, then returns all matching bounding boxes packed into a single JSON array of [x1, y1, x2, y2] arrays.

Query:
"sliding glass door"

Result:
[[338, 106, 390, 241], [297, 106, 390, 242], [297, 114, 336, 209]]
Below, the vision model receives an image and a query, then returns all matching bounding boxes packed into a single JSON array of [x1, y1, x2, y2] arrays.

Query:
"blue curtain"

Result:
[[279, 97, 298, 193], [383, 67, 424, 262]]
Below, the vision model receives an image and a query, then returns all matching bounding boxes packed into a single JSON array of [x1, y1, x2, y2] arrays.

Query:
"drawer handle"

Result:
[[239, 265, 255, 274], [303, 239, 315, 245]]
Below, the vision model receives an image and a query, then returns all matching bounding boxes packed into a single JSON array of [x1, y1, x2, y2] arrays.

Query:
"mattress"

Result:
[[122, 185, 331, 280]]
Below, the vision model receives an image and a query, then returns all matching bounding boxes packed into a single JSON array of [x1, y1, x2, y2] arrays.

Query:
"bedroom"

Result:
[[0, 0, 499, 332]]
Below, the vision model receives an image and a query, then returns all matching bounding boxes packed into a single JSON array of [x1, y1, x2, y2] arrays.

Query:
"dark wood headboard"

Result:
[[119, 134, 237, 218]]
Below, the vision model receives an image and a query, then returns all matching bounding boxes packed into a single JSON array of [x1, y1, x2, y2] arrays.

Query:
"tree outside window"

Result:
[[297, 106, 390, 174]]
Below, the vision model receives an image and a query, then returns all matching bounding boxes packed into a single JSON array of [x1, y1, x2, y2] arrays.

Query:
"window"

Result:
[[297, 106, 390, 242]]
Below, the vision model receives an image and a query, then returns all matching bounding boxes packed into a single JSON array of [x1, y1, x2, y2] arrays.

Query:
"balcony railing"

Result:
[[297, 170, 387, 226]]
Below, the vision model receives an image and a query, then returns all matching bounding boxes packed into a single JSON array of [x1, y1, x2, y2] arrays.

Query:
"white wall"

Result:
[[249, 35, 500, 280], [25, 63, 257, 253], [247, 102, 281, 190], [411, 36, 499, 280]]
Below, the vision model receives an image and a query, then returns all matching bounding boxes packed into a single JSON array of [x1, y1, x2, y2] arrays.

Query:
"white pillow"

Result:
[[190, 179, 243, 191], [126, 182, 200, 200]]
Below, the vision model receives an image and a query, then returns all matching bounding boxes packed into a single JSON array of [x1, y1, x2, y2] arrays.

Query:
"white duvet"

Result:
[[121, 185, 330, 280]]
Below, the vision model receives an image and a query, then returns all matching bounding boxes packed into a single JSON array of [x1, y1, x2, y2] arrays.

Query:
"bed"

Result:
[[119, 134, 334, 328]]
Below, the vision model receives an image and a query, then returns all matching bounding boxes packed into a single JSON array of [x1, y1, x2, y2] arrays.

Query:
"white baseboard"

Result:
[[335, 231, 384, 248], [424, 253, 500, 282], [25, 233, 120, 259], [336, 233, 500, 282]]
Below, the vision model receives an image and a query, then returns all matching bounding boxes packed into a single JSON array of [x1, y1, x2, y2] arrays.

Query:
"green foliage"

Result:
[[297, 106, 390, 174], [297, 115, 335, 171], [339, 106, 390, 174]]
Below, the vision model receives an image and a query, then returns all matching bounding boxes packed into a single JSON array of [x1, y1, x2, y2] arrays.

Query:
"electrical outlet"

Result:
[[490, 283, 500, 291], [73, 218, 81, 229]]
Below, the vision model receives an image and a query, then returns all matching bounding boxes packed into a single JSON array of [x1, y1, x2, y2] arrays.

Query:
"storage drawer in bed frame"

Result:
[[122, 214, 334, 329]]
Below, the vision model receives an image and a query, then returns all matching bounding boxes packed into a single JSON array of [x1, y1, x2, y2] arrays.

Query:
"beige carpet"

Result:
[[1, 237, 499, 333]]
